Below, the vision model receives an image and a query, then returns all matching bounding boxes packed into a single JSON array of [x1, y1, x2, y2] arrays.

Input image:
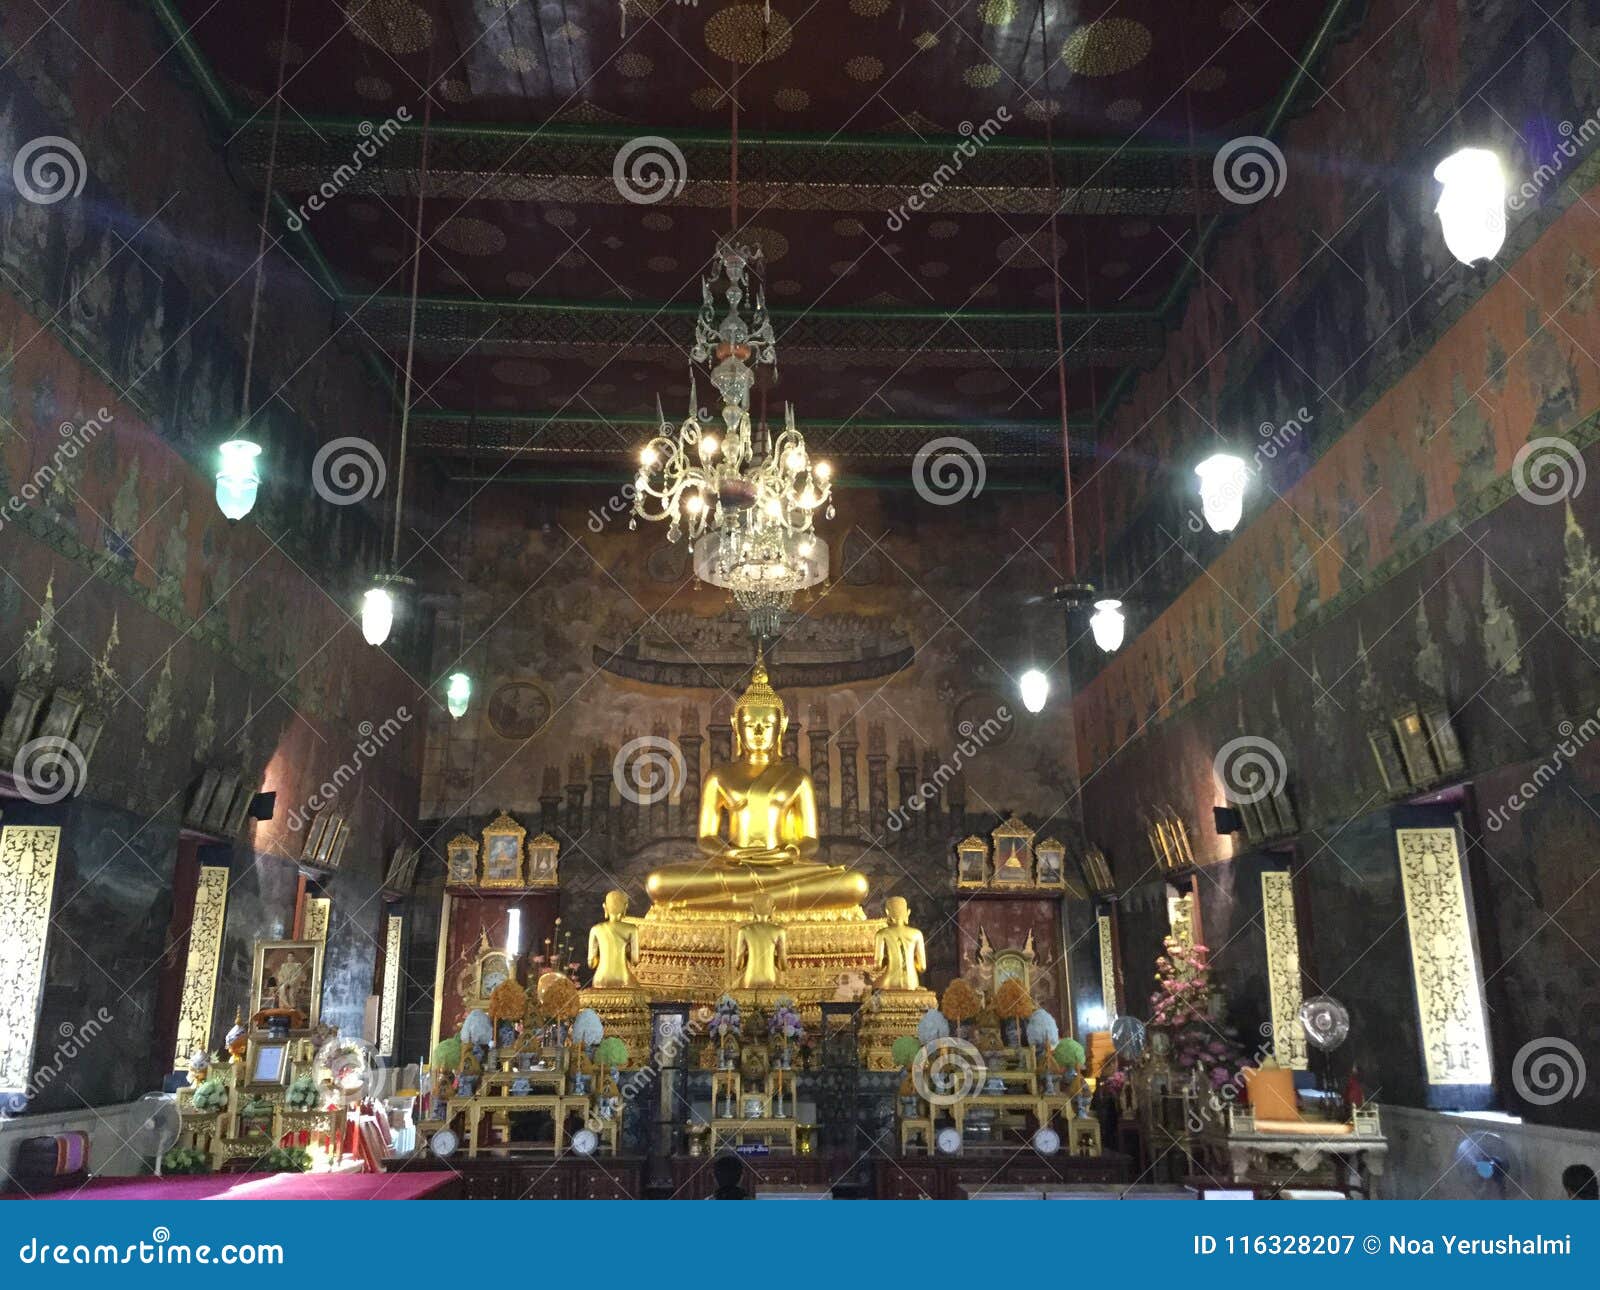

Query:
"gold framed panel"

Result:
[[526, 833, 560, 887], [245, 1036, 292, 1090], [379, 915, 403, 1057], [1369, 728, 1407, 794], [480, 812, 527, 888], [1395, 828, 1492, 1085], [1392, 710, 1439, 787], [1097, 913, 1118, 1020], [991, 815, 1035, 886], [956, 835, 989, 888], [172, 865, 229, 1068], [0, 826, 61, 1092], [1422, 708, 1465, 776], [301, 812, 332, 864], [446, 833, 479, 885], [301, 896, 331, 945], [1260, 870, 1308, 1070], [249, 939, 324, 1026]]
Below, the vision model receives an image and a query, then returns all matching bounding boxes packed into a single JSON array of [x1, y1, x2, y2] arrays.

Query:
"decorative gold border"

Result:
[[249, 939, 324, 1027], [956, 835, 989, 888], [525, 832, 560, 887], [445, 833, 479, 885], [301, 896, 331, 944], [245, 1036, 292, 1090], [1260, 870, 1308, 1070], [1395, 828, 1492, 1085], [0, 826, 61, 1091], [172, 865, 229, 1067], [379, 915, 403, 1057], [1097, 913, 1118, 1019], [479, 811, 527, 889]]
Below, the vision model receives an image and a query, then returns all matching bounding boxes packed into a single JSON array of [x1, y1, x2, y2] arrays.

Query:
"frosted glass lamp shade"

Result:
[[1090, 599, 1125, 653], [1433, 148, 1507, 265], [215, 439, 262, 521], [361, 586, 395, 646]]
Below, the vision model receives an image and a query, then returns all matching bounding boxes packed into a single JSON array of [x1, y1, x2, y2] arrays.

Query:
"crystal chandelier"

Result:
[[631, 239, 834, 637]]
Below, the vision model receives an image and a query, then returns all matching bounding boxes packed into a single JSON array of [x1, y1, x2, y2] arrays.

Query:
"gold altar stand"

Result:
[[632, 904, 880, 1015], [578, 986, 650, 1058], [858, 988, 940, 1070], [700, 1068, 800, 1153]]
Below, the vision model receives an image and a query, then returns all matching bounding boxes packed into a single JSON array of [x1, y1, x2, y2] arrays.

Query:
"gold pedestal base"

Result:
[[633, 903, 881, 1011], [580, 986, 652, 1063], [859, 989, 940, 1071]]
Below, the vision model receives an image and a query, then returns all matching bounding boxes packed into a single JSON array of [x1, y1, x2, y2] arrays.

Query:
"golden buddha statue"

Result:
[[733, 894, 788, 990], [874, 896, 927, 991], [644, 655, 869, 915], [587, 889, 639, 988]]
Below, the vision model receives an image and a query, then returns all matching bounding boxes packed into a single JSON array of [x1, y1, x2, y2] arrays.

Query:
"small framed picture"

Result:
[[246, 1037, 292, 1090], [1369, 729, 1407, 795], [1392, 709, 1439, 787], [301, 812, 331, 864], [204, 771, 239, 833], [446, 834, 479, 886], [1422, 708, 1465, 775]]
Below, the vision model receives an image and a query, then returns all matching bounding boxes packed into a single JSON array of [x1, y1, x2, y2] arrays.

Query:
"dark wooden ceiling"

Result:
[[156, 0, 1346, 480]]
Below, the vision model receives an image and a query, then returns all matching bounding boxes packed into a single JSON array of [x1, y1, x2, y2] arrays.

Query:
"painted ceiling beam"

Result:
[[229, 117, 1231, 217], [408, 410, 1090, 465], [348, 293, 1162, 365]]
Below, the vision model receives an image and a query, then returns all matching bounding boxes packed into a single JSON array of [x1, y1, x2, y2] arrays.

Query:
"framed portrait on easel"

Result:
[[250, 939, 324, 1027]]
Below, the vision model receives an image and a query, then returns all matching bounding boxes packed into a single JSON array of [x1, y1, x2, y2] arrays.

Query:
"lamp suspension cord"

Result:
[[390, 89, 434, 568], [1038, 0, 1077, 583], [240, 0, 294, 427]]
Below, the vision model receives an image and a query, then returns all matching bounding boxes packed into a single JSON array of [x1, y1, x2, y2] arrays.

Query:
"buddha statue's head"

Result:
[[884, 896, 909, 926], [603, 889, 629, 919], [731, 656, 786, 761], [747, 892, 776, 920]]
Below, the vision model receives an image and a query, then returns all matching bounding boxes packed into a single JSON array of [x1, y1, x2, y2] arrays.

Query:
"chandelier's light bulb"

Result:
[[815, 461, 832, 479], [640, 446, 658, 467], [216, 438, 262, 521], [798, 485, 819, 508], [361, 586, 395, 647], [686, 493, 705, 514], [1434, 147, 1507, 265], [1019, 668, 1049, 713], [1089, 599, 1125, 653], [1195, 453, 1250, 533], [446, 671, 472, 719], [766, 499, 782, 518], [786, 449, 805, 471], [700, 434, 719, 458], [798, 537, 814, 556]]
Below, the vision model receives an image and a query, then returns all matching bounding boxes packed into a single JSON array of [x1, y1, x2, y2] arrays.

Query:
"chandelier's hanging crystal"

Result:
[[632, 239, 833, 637]]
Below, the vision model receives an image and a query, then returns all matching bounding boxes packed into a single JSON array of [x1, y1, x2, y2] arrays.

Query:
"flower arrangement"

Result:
[[488, 979, 527, 1031], [891, 1035, 922, 1067], [459, 1008, 494, 1048], [940, 980, 980, 1035], [993, 979, 1036, 1021], [189, 1077, 229, 1113], [572, 1007, 605, 1048], [285, 1074, 320, 1111], [1149, 937, 1246, 1090], [917, 1008, 950, 1046], [540, 976, 582, 1025], [708, 994, 742, 1044], [430, 1036, 463, 1073], [1025, 1008, 1060, 1049], [253, 1146, 312, 1173], [160, 1146, 211, 1175], [1052, 1036, 1086, 1072], [768, 999, 804, 1044], [595, 1036, 628, 1068]]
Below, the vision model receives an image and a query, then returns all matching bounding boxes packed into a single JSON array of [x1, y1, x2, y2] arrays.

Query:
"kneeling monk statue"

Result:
[[645, 655, 869, 915]]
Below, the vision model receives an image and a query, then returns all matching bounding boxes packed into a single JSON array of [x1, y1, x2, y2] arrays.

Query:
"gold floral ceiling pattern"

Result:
[[1062, 18, 1153, 77], [704, 4, 793, 64]]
